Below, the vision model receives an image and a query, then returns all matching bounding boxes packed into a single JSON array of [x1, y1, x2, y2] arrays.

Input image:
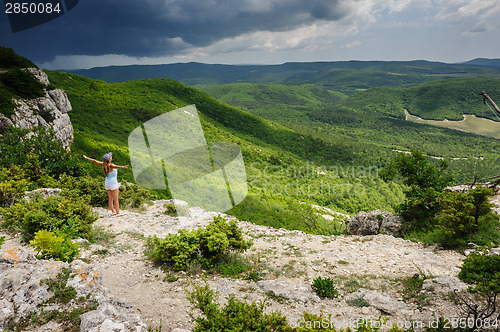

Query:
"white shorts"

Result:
[[105, 182, 121, 191]]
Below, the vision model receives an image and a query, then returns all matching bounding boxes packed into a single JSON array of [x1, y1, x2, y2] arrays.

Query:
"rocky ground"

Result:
[[1, 199, 487, 331]]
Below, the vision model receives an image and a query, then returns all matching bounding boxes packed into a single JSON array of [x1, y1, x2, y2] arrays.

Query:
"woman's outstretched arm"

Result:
[[83, 155, 103, 166], [110, 164, 129, 169]]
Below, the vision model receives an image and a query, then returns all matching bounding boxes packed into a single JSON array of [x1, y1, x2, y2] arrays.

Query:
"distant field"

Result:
[[405, 109, 500, 139]]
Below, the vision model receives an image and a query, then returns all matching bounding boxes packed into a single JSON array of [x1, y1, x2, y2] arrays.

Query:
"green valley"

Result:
[[45, 71, 404, 232], [200, 78, 500, 184]]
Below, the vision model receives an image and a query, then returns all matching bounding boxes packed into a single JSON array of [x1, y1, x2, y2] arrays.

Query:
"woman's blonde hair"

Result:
[[103, 161, 111, 176]]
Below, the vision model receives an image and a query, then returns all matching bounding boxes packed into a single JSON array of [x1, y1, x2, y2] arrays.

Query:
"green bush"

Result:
[[0, 46, 36, 68], [458, 252, 500, 295], [455, 252, 500, 330], [59, 174, 108, 207], [146, 216, 252, 270], [187, 283, 292, 332], [435, 186, 499, 248], [381, 150, 453, 233], [186, 284, 404, 332], [0, 235, 5, 248], [0, 126, 86, 178], [0, 195, 97, 242], [311, 276, 339, 299], [0, 166, 31, 207], [0, 67, 45, 100], [30, 229, 80, 262], [60, 174, 152, 209], [119, 182, 152, 208]]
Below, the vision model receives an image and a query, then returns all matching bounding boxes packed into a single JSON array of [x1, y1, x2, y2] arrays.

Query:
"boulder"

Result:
[[344, 210, 402, 236], [0, 68, 73, 149], [422, 276, 468, 293], [257, 278, 320, 304], [344, 288, 406, 315]]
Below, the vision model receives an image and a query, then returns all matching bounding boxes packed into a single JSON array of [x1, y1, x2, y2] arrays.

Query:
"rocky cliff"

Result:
[[0, 68, 73, 150]]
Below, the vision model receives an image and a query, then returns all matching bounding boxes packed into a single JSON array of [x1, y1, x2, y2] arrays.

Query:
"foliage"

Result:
[[30, 229, 80, 262], [346, 297, 370, 308], [435, 186, 499, 248], [0, 235, 5, 248], [311, 277, 339, 299], [454, 252, 500, 330], [0, 46, 36, 68], [186, 283, 405, 332], [0, 195, 97, 242], [186, 283, 292, 332], [0, 126, 86, 178], [146, 216, 252, 270], [381, 150, 454, 233], [0, 67, 45, 100], [458, 252, 500, 295], [0, 165, 31, 207], [40, 267, 77, 305]]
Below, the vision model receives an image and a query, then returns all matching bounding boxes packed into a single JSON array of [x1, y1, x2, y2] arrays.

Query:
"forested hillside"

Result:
[[45, 71, 404, 230], [68, 60, 500, 94], [201, 78, 500, 183]]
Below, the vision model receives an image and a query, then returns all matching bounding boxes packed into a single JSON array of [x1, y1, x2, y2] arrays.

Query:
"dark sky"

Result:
[[1, 0, 499, 69]]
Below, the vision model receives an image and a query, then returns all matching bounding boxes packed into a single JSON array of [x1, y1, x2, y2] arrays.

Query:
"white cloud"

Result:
[[343, 40, 361, 48], [433, 0, 500, 24]]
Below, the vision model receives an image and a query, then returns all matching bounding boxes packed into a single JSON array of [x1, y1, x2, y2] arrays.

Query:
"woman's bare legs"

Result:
[[107, 189, 116, 214], [111, 188, 120, 215]]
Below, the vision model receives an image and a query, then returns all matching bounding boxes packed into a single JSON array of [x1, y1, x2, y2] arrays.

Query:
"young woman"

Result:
[[83, 152, 129, 216]]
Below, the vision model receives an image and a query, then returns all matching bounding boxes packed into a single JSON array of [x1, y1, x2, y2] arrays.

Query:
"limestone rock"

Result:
[[344, 210, 402, 236], [0, 68, 73, 149], [24, 188, 62, 201], [257, 279, 320, 303], [422, 276, 468, 293], [490, 247, 500, 256], [0, 246, 147, 332], [344, 288, 406, 315]]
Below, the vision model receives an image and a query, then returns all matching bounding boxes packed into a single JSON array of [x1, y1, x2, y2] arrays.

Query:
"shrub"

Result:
[[0, 46, 36, 68], [0, 235, 5, 248], [0, 166, 31, 207], [186, 283, 292, 332], [346, 296, 370, 308], [120, 182, 152, 208], [311, 276, 338, 299], [59, 174, 108, 207], [0, 67, 46, 100], [60, 175, 152, 209], [381, 150, 453, 232], [0, 195, 97, 242], [30, 229, 80, 262], [146, 216, 252, 270], [0, 126, 86, 178], [435, 186, 499, 248], [455, 252, 500, 330], [458, 252, 500, 295]]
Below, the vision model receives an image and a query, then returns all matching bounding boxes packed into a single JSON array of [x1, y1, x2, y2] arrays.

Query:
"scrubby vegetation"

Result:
[[381, 150, 500, 248], [186, 283, 404, 332], [145, 215, 252, 271], [311, 277, 339, 299], [455, 252, 500, 330], [0, 123, 152, 260]]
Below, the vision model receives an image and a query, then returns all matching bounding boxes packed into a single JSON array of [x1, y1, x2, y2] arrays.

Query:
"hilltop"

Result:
[[0, 200, 471, 331], [66, 60, 500, 94]]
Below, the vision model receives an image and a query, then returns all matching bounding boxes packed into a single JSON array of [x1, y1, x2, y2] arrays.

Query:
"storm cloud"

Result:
[[1, 0, 352, 62]]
